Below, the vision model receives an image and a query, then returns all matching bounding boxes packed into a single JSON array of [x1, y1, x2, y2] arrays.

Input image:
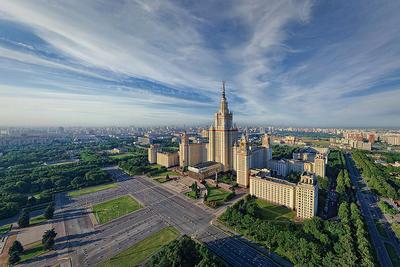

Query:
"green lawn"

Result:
[[146, 165, 179, 177], [384, 242, 400, 267], [98, 227, 179, 267], [255, 199, 296, 221], [185, 191, 198, 199], [207, 186, 230, 202], [20, 241, 46, 263], [0, 224, 11, 235], [30, 215, 47, 225], [374, 219, 389, 238], [110, 153, 136, 160], [155, 177, 170, 183], [156, 170, 180, 177], [93, 195, 142, 224], [68, 183, 118, 198], [147, 164, 163, 170]]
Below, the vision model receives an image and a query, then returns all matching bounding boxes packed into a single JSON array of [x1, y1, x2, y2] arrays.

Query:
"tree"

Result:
[[8, 251, 20, 265], [18, 210, 30, 228], [191, 182, 200, 199], [44, 203, 55, 219], [9, 240, 24, 254], [42, 228, 57, 250]]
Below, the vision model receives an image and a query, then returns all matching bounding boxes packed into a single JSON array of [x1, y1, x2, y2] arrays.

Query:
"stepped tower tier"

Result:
[[208, 81, 238, 171]]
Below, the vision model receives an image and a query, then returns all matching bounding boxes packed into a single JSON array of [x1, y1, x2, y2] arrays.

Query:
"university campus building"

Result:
[[148, 82, 325, 219]]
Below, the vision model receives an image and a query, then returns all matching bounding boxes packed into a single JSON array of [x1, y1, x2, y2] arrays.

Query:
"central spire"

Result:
[[221, 80, 226, 100], [219, 80, 229, 114]]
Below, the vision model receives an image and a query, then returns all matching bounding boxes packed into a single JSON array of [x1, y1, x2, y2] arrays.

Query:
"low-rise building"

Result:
[[188, 161, 222, 180]]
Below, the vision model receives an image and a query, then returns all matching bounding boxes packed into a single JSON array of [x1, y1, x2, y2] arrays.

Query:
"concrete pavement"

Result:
[[18, 168, 283, 267]]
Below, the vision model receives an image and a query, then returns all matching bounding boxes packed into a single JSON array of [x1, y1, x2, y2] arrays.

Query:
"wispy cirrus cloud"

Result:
[[0, 0, 399, 127]]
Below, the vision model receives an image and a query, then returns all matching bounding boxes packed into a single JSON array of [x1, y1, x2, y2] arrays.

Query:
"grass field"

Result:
[[93, 195, 142, 224], [98, 227, 179, 267], [147, 164, 179, 177], [207, 186, 230, 202], [185, 191, 198, 199], [255, 199, 296, 221], [30, 215, 47, 225], [155, 177, 170, 183], [110, 153, 136, 159], [156, 170, 180, 177], [0, 224, 11, 235], [374, 219, 389, 238], [385, 242, 400, 267], [68, 183, 118, 198], [20, 241, 46, 263]]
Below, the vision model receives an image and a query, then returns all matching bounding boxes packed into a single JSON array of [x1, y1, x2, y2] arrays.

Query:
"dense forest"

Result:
[[219, 196, 375, 266], [272, 145, 297, 160], [0, 139, 143, 220], [145, 235, 224, 267], [352, 151, 399, 199]]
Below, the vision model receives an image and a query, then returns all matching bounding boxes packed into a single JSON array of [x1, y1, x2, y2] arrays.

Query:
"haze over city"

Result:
[[1, 0, 400, 127]]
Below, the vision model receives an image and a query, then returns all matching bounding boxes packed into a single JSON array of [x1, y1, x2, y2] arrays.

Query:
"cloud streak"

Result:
[[0, 0, 399, 127]]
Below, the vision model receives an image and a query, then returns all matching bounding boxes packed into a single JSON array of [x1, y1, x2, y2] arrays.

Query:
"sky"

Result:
[[0, 0, 400, 128]]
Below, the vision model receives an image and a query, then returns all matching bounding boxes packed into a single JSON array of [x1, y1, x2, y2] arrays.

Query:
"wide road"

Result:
[[25, 168, 281, 267], [345, 153, 399, 267]]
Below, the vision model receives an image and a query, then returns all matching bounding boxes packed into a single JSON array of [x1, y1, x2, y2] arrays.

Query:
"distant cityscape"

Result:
[[1, 84, 400, 267]]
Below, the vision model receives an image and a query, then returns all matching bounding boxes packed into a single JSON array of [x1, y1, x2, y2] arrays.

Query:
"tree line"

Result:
[[145, 235, 224, 267], [352, 151, 399, 199], [219, 195, 375, 266]]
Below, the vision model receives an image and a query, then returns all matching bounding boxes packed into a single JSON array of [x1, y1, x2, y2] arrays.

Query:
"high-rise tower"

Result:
[[208, 81, 238, 171]]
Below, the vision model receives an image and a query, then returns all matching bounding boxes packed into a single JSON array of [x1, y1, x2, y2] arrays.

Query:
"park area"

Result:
[[19, 241, 46, 263], [207, 186, 231, 202], [98, 227, 179, 267], [146, 164, 179, 178], [92, 195, 142, 224], [68, 183, 118, 198], [255, 199, 296, 221]]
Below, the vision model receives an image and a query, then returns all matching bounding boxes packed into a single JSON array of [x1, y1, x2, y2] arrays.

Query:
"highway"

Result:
[[345, 153, 400, 267], [20, 168, 281, 267]]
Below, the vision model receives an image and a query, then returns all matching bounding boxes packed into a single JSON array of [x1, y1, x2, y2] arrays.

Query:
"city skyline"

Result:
[[1, 1, 400, 127]]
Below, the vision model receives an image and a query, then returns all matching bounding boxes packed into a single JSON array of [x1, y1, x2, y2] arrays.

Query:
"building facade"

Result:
[[156, 151, 179, 168], [250, 171, 318, 219], [148, 144, 160, 164], [179, 132, 208, 167], [295, 173, 318, 219], [314, 154, 326, 178], [207, 82, 238, 171]]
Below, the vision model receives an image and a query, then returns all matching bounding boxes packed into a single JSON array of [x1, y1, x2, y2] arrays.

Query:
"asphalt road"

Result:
[[20, 168, 281, 267], [345, 153, 400, 267]]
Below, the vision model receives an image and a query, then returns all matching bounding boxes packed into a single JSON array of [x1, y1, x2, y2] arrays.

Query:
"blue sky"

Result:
[[0, 0, 400, 127]]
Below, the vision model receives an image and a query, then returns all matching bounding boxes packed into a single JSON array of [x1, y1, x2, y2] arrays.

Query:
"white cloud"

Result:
[[0, 0, 399, 127]]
